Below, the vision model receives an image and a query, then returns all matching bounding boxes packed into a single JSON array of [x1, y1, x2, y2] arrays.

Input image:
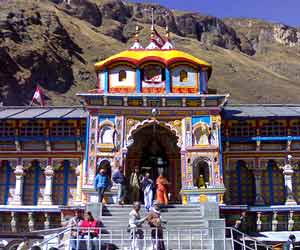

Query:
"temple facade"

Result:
[[0, 27, 300, 233]]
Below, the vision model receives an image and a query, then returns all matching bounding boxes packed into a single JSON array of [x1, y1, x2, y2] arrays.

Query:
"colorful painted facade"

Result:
[[1, 27, 300, 233]]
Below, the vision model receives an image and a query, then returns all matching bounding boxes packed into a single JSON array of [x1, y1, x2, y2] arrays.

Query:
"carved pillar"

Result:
[[283, 163, 297, 205], [11, 165, 24, 205], [256, 212, 262, 232], [44, 213, 50, 230], [272, 211, 278, 232], [288, 211, 294, 231], [42, 165, 54, 205], [253, 170, 265, 205], [11, 212, 16, 233], [74, 164, 82, 205], [28, 212, 34, 232]]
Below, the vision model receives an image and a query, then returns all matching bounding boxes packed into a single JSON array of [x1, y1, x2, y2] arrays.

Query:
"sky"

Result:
[[130, 0, 300, 27]]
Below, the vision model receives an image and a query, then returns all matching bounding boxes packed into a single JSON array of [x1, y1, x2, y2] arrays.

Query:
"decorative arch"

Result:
[[193, 122, 210, 145], [98, 120, 115, 144], [127, 119, 182, 148], [192, 156, 210, 187]]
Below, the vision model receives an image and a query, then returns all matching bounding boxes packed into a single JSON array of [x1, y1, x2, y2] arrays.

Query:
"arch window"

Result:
[[0, 161, 14, 205], [228, 161, 255, 205], [118, 70, 127, 82], [260, 120, 286, 136], [261, 160, 285, 205], [23, 161, 45, 205], [229, 121, 256, 137], [179, 70, 188, 82], [50, 122, 76, 137], [52, 160, 77, 205], [290, 121, 300, 136], [0, 122, 14, 137], [20, 122, 44, 136]]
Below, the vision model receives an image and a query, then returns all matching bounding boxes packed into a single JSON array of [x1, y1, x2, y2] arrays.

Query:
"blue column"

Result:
[[136, 68, 141, 93], [104, 68, 109, 93], [4, 162, 11, 205], [203, 71, 207, 94], [236, 161, 242, 203], [268, 163, 274, 205], [63, 160, 69, 205], [199, 67, 203, 94], [33, 162, 40, 205], [84, 116, 90, 174], [165, 67, 171, 93]]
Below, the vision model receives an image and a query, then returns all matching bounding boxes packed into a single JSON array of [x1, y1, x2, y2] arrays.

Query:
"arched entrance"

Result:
[[126, 123, 181, 203]]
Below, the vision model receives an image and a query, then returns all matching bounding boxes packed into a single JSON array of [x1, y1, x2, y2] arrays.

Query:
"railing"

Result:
[[36, 226, 275, 250], [226, 227, 272, 250]]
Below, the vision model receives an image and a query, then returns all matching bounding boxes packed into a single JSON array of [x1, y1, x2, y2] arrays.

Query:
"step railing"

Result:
[[226, 227, 272, 250], [37, 226, 272, 250]]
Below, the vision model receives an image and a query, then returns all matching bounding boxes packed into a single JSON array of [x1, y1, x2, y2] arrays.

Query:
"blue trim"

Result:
[[199, 67, 203, 93], [136, 68, 141, 93], [218, 127, 223, 178], [192, 116, 211, 125], [202, 71, 207, 93], [268, 163, 274, 205], [222, 135, 300, 142], [4, 162, 11, 205], [33, 162, 40, 205], [104, 68, 109, 93], [236, 161, 242, 203], [63, 161, 69, 205], [85, 116, 90, 174], [165, 67, 171, 93]]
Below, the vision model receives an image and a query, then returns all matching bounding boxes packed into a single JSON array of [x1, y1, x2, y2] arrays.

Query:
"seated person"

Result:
[[80, 212, 99, 250]]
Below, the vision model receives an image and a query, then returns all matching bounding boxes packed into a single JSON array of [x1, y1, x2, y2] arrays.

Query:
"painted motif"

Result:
[[109, 66, 136, 93], [171, 65, 198, 93]]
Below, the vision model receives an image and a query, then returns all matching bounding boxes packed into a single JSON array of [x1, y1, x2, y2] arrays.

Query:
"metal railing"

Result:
[[37, 226, 273, 250], [226, 227, 272, 250]]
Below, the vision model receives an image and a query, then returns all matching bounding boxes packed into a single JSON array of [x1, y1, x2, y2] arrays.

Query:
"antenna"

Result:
[[151, 7, 154, 28]]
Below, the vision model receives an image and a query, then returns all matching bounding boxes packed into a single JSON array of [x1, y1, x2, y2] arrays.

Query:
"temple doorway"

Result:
[[126, 123, 181, 203]]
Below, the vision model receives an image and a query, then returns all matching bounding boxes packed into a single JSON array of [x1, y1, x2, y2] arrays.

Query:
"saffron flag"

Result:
[[153, 27, 165, 48], [31, 85, 45, 106]]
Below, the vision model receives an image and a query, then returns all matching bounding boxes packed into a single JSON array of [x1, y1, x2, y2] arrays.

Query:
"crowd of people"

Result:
[[94, 165, 171, 208]]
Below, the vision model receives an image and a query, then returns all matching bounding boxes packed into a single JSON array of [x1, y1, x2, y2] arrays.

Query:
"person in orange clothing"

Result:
[[156, 173, 169, 205]]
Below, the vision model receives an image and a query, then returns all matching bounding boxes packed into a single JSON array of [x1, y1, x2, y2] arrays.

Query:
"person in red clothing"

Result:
[[80, 212, 99, 250]]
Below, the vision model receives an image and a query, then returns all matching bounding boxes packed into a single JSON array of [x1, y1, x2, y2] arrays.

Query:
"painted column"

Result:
[[74, 164, 82, 205], [104, 68, 109, 93], [165, 67, 171, 93], [199, 67, 202, 93], [283, 163, 297, 205], [11, 164, 24, 205], [254, 170, 265, 205], [136, 68, 141, 93], [11, 212, 16, 233], [28, 212, 34, 232], [43, 165, 54, 205]]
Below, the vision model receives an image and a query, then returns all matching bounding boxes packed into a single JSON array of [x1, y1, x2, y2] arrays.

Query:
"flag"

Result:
[[31, 85, 45, 106], [153, 27, 165, 48]]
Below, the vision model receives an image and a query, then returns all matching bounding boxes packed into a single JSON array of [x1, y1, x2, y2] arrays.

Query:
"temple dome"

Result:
[[94, 49, 212, 79]]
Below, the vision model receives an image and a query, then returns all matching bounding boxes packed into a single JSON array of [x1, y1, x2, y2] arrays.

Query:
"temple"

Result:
[[1, 26, 300, 235]]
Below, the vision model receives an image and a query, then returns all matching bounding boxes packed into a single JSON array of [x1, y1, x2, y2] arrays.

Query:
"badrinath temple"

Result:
[[1, 26, 300, 237]]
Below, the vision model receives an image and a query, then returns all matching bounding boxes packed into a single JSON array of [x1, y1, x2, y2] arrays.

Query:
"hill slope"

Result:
[[1, 0, 300, 105]]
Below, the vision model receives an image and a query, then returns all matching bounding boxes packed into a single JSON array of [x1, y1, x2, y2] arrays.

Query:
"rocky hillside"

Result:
[[1, 0, 300, 105]]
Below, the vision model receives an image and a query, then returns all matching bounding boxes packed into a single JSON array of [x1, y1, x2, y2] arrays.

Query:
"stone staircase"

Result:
[[96, 204, 220, 250]]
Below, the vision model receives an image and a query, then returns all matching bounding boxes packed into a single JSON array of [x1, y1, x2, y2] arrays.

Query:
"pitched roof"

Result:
[[0, 107, 87, 119], [223, 104, 300, 119]]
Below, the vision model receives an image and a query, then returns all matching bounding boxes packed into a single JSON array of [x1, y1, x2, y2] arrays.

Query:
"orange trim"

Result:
[[109, 87, 136, 93], [142, 87, 165, 93]]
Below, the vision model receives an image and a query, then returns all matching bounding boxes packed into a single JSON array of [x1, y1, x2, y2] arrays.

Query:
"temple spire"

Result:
[[162, 25, 174, 50], [130, 25, 143, 50]]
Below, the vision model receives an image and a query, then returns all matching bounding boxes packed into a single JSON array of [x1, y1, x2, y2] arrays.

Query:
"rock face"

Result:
[[1, 0, 300, 105]]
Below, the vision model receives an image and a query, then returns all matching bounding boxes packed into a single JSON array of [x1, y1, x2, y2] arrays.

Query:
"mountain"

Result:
[[1, 0, 300, 105]]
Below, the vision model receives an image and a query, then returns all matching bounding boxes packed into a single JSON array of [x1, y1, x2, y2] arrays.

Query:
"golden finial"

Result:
[[166, 25, 169, 40], [150, 24, 155, 40], [135, 25, 139, 41]]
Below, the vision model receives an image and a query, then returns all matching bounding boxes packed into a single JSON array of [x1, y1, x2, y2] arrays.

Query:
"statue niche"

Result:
[[193, 122, 209, 145], [98, 122, 116, 151]]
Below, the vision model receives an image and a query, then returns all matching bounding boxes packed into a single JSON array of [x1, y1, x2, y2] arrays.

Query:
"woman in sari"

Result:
[[156, 173, 169, 205]]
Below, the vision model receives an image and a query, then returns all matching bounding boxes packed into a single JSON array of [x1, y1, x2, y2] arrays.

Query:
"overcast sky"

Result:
[[130, 0, 300, 27]]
